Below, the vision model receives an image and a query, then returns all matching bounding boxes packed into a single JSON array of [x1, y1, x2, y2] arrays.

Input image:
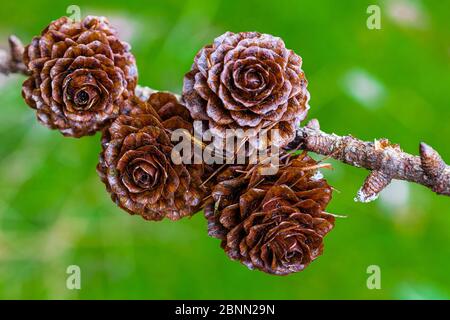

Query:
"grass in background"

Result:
[[0, 0, 449, 299]]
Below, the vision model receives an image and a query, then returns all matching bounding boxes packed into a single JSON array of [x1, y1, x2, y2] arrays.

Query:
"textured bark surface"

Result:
[[0, 36, 27, 75], [288, 120, 450, 201], [135, 87, 450, 202]]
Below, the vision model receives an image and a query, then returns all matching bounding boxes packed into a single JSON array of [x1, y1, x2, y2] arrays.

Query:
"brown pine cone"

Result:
[[97, 93, 207, 221], [205, 152, 334, 275], [22, 16, 138, 137], [121, 91, 192, 131], [183, 32, 309, 147]]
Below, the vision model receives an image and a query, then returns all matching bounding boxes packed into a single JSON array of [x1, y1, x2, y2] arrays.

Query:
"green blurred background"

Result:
[[0, 0, 449, 299]]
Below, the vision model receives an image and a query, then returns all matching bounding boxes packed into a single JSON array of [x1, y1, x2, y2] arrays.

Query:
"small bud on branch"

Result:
[[0, 35, 28, 75]]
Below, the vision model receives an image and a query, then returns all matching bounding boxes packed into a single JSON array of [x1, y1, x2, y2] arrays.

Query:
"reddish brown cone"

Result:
[[205, 152, 334, 275], [22, 16, 137, 137], [183, 32, 309, 147], [98, 93, 209, 221]]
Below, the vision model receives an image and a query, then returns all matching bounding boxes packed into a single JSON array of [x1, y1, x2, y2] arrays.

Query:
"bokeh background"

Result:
[[0, 0, 449, 299]]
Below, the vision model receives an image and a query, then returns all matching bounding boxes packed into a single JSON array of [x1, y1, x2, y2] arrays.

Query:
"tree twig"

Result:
[[119, 86, 450, 203], [287, 119, 450, 202], [0, 35, 28, 75], [2, 35, 448, 203]]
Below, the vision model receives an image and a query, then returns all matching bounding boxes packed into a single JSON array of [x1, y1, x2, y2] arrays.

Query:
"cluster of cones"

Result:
[[19, 16, 335, 275]]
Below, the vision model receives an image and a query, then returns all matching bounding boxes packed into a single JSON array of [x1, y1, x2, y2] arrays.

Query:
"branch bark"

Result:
[[287, 120, 450, 202], [0, 35, 28, 75], [136, 84, 450, 201], [2, 34, 449, 203]]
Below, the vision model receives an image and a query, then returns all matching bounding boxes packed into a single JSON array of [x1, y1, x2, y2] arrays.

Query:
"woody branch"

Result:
[[0, 36, 28, 75], [138, 84, 450, 202], [2, 37, 449, 203], [287, 119, 450, 202]]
